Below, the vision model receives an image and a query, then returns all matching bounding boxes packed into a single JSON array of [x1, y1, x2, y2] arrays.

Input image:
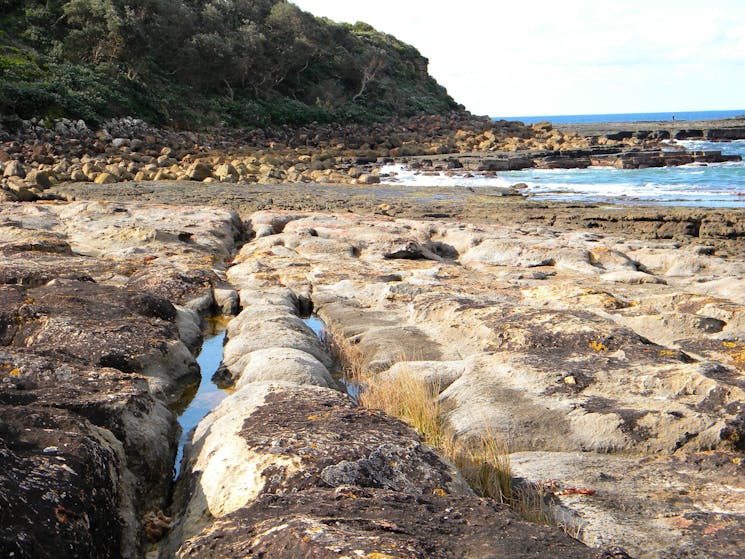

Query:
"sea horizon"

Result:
[[494, 109, 745, 126]]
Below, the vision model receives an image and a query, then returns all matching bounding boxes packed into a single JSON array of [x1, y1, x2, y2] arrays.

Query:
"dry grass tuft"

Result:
[[326, 328, 578, 532], [322, 322, 366, 382], [445, 428, 512, 503], [358, 367, 512, 503], [359, 370, 444, 450]]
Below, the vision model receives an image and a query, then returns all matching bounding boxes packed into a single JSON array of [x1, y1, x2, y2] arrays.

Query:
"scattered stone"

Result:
[[185, 162, 212, 181], [3, 160, 25, 178]]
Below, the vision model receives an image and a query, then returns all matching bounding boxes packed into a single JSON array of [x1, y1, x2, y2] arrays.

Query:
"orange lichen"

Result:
[[9, 368, 21, 377], [589, 341, 608, 352], [55, 506, 69, 523], [557, 487, 597, 497]]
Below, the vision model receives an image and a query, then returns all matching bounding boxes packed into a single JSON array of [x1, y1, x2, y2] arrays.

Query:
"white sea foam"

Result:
[[380, 164, 513, 188], [380, 147, 745, 208]]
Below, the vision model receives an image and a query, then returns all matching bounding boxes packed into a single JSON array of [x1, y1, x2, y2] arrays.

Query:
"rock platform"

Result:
[[1, 171, 744, 557], [217, 209, 745, 559], [1, 199, 617, 558]]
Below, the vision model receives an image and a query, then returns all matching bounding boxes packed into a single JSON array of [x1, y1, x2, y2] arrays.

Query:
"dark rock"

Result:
[[605, 131, 634, 141], [177, 487, 599, 559], [8, 279, 199, 400], [476, 157, 534, 171], [0, 348, 177, 509], [237, 389, 464, 496], [127, 266, 218, 306], [706, 127, 745, 140], [129, 292, 178, 321], [675, 129, 704, 140], [534, 156, 591, 169], [383, 240, 443, 261], [0, 406, 125, 559]]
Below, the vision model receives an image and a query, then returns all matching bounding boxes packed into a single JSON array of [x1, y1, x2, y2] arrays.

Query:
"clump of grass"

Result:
[[445, 428, 512, 504], [322, 322, 366, 382], [357, 367, 512, 503], [359, 370, 444, 450], [326, 328, 577, 531]]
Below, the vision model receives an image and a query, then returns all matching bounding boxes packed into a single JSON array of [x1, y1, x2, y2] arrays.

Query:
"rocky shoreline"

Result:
[[1, 116, 744, 558], [557, 116, 745, 142], [2, 114, 743, 205]]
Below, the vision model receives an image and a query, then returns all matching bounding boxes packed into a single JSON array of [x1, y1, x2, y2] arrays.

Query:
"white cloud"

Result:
[[292, 0, 745, 116]]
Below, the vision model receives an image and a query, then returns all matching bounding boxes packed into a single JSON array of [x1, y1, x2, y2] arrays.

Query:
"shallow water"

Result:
[[173, 324, 229, 479], [302, 315, 361, 401], [381, 140, 745, 208]]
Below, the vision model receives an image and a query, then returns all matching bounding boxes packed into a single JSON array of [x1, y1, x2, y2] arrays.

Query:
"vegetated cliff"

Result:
[[0, 0, 461, 128]]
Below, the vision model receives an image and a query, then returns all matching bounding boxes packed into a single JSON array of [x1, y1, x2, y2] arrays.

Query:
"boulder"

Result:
[[94, 172, 118, 184], [25, 169, 52, 189], [356, 173, 381, 184], [186, 162, 213, 181], [3, 160, 25, 178]]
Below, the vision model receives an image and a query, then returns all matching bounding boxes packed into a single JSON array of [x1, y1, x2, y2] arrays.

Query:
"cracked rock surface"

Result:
[[0, 201, 242, 557], [218, 209, 745, 558]]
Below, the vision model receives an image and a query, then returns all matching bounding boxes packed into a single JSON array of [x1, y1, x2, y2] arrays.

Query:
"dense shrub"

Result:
[[0, 0, 459, 128]]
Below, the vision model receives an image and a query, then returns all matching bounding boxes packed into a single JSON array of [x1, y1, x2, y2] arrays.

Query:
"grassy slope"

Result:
[[0, 1, 460, 128]]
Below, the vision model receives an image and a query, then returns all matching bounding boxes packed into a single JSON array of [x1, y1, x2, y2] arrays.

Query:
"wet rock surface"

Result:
[[219, 209, 745, 559], [0, 201, 242, 557]]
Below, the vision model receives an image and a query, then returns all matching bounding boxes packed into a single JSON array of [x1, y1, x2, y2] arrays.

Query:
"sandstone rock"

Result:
[[82, 161, 102, 176], [170, 383, 473, 549], [229, 347, 337, 389], [600, 270, 666, 284], [381, 360, 465, 391], [176, 487, 600, 559], [356, 173, 380, 184], [0, 405, 130, 557], [25, 169, 52, 189], [4, 180, 37, 201], [69, 168, 89, 181], [0, 188, 18, 202], [153, 169, 175, 181], [94, 172, 118, 184], [213, 163, 238, 182], [2, 160, 25, 178], [223, 209, 745, 558], [212, 287, 239, 315], [222, 309, 333, 371], [186, 162, 212, 181], [9, 279, 200, 403]]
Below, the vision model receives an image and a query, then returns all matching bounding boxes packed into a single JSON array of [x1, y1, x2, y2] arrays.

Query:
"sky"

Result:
[[291, 0, 745, 117]]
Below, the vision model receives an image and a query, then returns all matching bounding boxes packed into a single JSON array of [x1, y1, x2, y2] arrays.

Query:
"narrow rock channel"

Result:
[[172, 321, 229, 480], [154, 215, 603, 558], [301, 313, 361, 400]]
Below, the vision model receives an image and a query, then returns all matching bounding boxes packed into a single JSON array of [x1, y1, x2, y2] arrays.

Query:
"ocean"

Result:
[[381, 112, 745, 208], [495, 109, 745, 125]]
